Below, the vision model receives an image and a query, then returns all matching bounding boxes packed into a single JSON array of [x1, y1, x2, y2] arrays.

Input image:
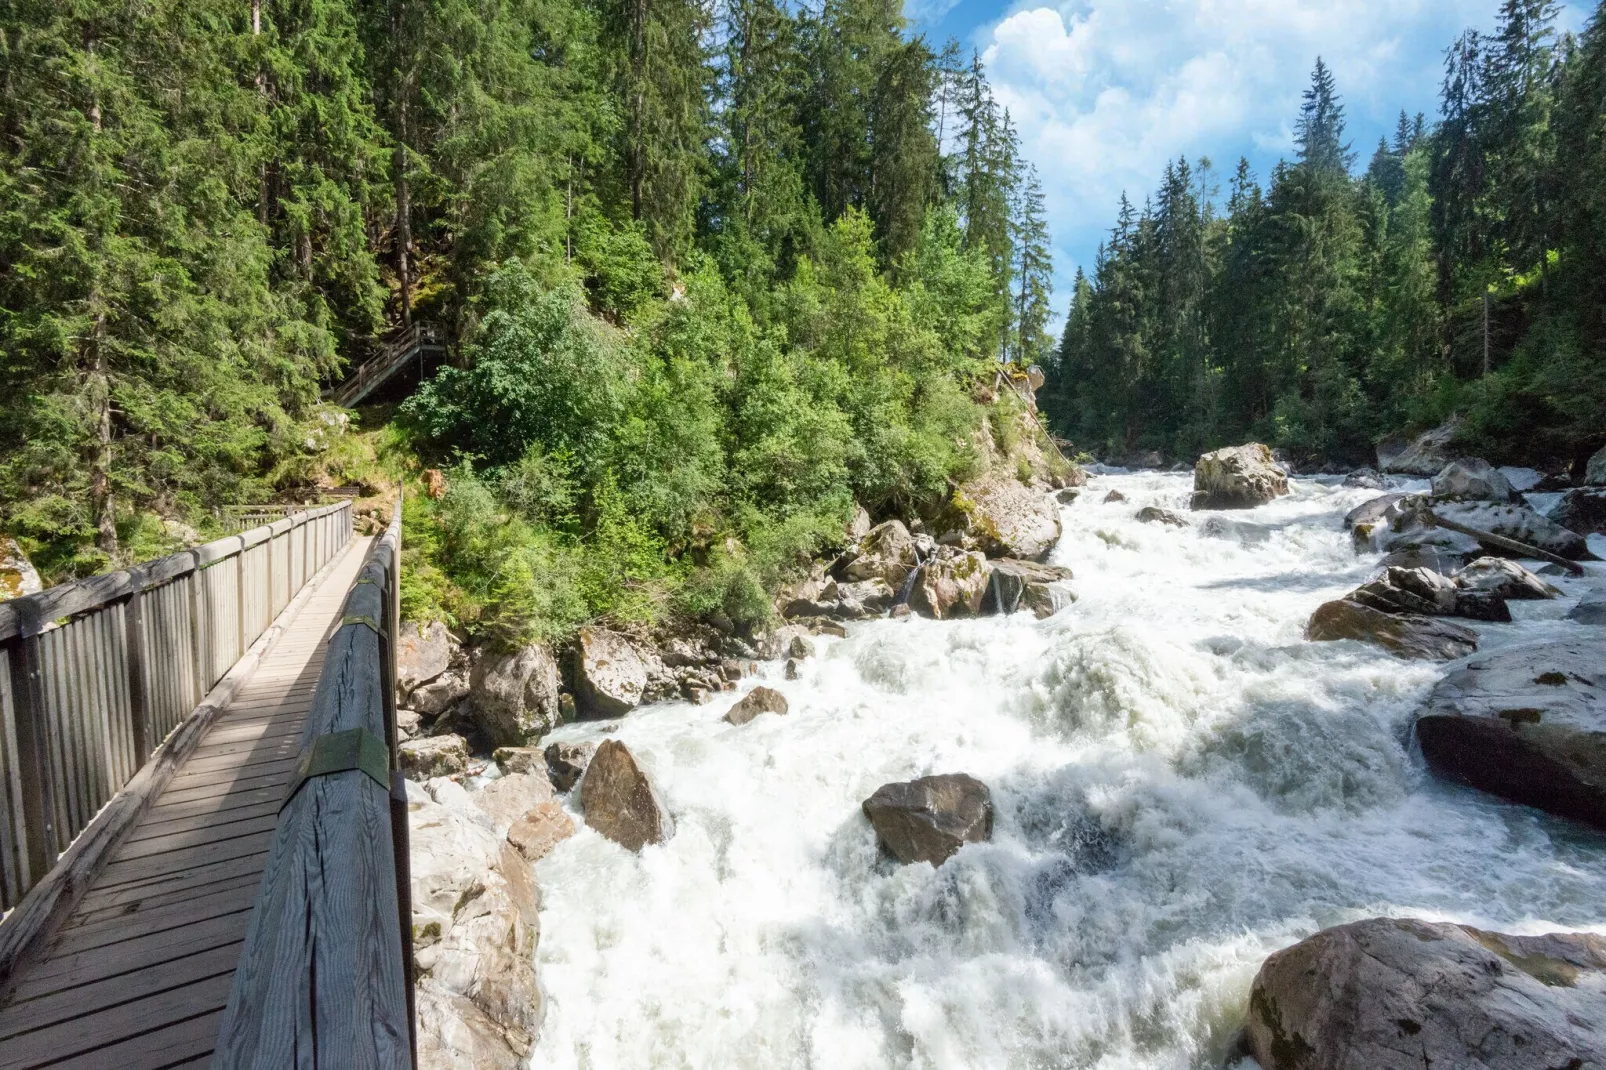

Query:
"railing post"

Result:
[[186, 552, 208, 702], [124, 568, 152, 766], [5, 619, 56, 890], [235, 537, 248, 660]]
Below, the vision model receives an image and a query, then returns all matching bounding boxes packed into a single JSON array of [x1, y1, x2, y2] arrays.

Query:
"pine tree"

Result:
[[1295, 57, 1355, 180], [1010, 164, 1053, 365], [868, 38, 939, 266]]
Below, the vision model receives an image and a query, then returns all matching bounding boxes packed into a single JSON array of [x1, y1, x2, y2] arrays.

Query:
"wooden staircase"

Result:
[[326, 321, 446, 408]]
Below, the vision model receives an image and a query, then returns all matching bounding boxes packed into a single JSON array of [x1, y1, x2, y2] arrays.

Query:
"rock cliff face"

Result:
[[1245, 917, 1606, 1070]]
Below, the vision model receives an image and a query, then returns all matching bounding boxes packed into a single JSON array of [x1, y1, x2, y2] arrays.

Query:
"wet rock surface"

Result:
[[1245, 917, 1606, 1070], [1377, 419, 1458, 475], [1191, 443, 1289, 510], [1453, 556, 1560, 601], [1432, 500, 1594, 560], [580, 739, 674, 850], [985, 559, 1074, 618], [1416, 637, 1606, 828], [1136, 506, 1186, 527], [723, 685, 789, 726], [542, 740, 596, 793], [909, 550, 992, 620], [861, 773, 994, 865], [1430, 457, 1515, 501], [1305, 599, 1478, 660]]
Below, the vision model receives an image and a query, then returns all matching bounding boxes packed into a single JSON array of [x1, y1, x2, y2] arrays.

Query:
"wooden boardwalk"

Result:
[[0, 537, 374, 1070]]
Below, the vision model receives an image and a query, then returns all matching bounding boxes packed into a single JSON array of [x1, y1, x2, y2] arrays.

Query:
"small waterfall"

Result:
[[894, 544, 931, 607]]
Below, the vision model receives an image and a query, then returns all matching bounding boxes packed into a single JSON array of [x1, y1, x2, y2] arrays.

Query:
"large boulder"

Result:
[[1415, 637, 1606, 828], [1432, 501, 1594, 560], [1343, 493, 1407, 532], [1348, 566, 1459, 617], [1377, 419, 1458, 475], [398, 621, 456, 694], [724, 685, 789, 726], [471, 771, 556, 835], [986, 560, 1074, 619], [1190, 443, 1289, 510], [469, 643, 563, 746], [1341, 467, 1383, 489], [400, 734, 471, 780], [840, 520, 920, 588], [1430, 458, 1516, 501], [862, 773, 994, 866], [909, 550, 992, 620], [1570, 589, 1606, 625], [0, 536, 42, 600], [1306, 599, 1478, 660], [1548, 487, 1606, 536], [954, 475, 1062, 560], [543, 740, 596, 793], [1453, 557, 1560, 601], [573, 628, 649, 719], [1245, 917, 1606, 1070], [411, 671, 469, 719], [1587, 445, 1606, 486], [580, 739, 674, 851]]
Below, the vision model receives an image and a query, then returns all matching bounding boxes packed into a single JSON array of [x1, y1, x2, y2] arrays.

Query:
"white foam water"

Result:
[[528, 471, 1606, 1070]]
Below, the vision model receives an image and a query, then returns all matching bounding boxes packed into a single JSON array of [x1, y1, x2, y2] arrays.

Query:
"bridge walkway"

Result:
[[0, 536, 374, 1070]]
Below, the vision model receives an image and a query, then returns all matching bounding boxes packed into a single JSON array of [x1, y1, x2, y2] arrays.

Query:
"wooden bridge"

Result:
[[0, 501, 416, 1068], [325, 322, 447, 409]]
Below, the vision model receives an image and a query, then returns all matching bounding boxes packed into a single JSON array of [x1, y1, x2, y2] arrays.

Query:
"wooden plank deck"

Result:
[[0, 537, 374, 1070]]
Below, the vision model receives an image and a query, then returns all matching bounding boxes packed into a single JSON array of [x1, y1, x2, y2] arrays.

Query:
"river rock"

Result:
[[1136, 506, 1187, 527], [1587, 445, 1606, 485], [1055, 488, 1081, 505], [1200, 516, 1273, 546], [543, 740, 596, 792], [1454, 589, 1513, 622], [0, 536, 42, 600], [1416, 637, 1606, 827], [831, 577, 895, 613], [400, 734, 471, 780], [1570, 590, 1606, 624], [580, 740, 674, 850], [1341, 467, 1383, 489], [1377, 419, 1458, 475], [1191, 443, 1289, 510], [909, 550, 991, 620], [862, 774, 994, 866], [723, 685, 789, 725], [1432, 500, 1594, 560], [956, 475, 1062, 560], [472, 772, 556, 834], [1453, 557, 1560, 601], [1245, 916, 1606, 1070], [788, 633, 816, 659], [1349, 566, 1460, 617], [573, 628, 648, 718], [412, 671, 469, 719], [1379, 548, 1465, 575], [507, 802, 576, 863], [399, 621, 455, 694], [1343, 493, 1407, 532], [841, 520, 919, 588], [1548, 487, 1606, 536], [1306, 599, 1478, 660], [1103, 489, 1127, 504], [470, 642, 563, 745], [492, 746, 543, 775], [986, 560, 1074, 618], [1430, 457, 1516, 501]]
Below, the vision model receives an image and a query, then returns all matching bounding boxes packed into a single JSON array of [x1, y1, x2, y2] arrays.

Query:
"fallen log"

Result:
[[1424, 509, 1586, 576]]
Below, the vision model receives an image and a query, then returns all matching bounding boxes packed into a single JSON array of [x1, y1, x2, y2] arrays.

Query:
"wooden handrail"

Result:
[[213, 495, 414, 1068], [0, 501, 354, 933]]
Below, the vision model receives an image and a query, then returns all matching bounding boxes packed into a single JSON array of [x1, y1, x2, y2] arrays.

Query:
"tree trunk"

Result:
[[90, 311, 117, 557]]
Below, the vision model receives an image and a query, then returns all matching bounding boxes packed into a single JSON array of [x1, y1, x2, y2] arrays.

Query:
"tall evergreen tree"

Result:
[[1009, 165, 1053, 365]]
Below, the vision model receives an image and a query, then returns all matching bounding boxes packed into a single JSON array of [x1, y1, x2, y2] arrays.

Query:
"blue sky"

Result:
[[906, 0, 1590, 328]]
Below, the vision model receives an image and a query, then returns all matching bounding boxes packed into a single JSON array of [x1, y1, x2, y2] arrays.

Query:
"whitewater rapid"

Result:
[[528, 471, 1606, 1070]]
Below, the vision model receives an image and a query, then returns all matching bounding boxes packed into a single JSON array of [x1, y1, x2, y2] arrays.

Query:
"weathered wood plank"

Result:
[[33, 1007, 225, 1070], [13, 911, 253, 998], [71, 852, 271, 916], [48, 880, 259, 957]]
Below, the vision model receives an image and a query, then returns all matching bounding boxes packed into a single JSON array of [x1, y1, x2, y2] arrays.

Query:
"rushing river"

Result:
[[528, 470, 1606, 1070]]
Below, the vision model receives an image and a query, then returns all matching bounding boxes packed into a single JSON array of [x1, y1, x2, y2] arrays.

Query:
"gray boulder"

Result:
[[1191, 443, 1289, 510], [1379, 548, 1465, 576], [1054, 488, 1081, 505], [1306, 599, 1478, 660], [1453, 557, 1560, 601], [470, 643, 564, 746], [412, 671, 470, 719], [1548, 487, 1606, 536], [909, 550, 992, 620], [955, 475, 1062, 560], [847, 503, 873, 542], [573, 628, 649, 718], [1136, 506, 1187, 527], [986, 560, 1074, 619], [580, 740, 674, 851], [400, 734, 471, 781], [1587, 445, 1606, 486], [724, 685, 789, 726], [1343, 493, 1407, 532], [841, 520, 919, 588], [1246, 916, 1606, 1070], [1417, 637, 1606, 827], [1377, 419, 1459, 475], [861, 773, 994, 866], [543, 741, 596, 793], [398, 620, 456, 694], [1349, 566, 1460, 617], [1432, 501, 1594, 560], [1341, 467, 1383, 489], [1431, 457, 1516, 501], [1570, 590, 1606, 625]]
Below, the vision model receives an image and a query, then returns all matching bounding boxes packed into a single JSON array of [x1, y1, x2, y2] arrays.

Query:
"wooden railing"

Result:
[[327, 321, 446, 408], [0, 501, 354, 914], [214, 502, 415, 1067]]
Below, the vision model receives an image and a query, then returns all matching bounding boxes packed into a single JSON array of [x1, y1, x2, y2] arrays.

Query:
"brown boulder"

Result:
[[507, 802, 576, 863], [861, 773, 993, 866], [1305, 599, 1478, 660], [580, 740, 674, 851], [543, 740, 596, 793], [1246, 917, 1606, 1070], [1136, 506, 1187, 527], [909, 550, 992, 620], [1191, 443, 1289, 510], [724, 686, 789, 726]]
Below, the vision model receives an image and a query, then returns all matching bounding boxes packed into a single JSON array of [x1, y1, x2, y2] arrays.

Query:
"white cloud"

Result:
[[976, 0, 1552, 320]]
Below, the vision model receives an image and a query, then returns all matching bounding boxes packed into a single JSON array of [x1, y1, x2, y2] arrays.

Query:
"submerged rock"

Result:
[[909, 550, 992, 619], [1416, 637, 1606, 828], [542, 740, 596, 793], [986, 559, 1074, 618], [724, 685, 789, 725], [1136, 506, 1187, 527], [1431, 457, 1516, 501], [1102, 489, 1128, 504], [1245, 917, 1606, 1070], [573, 628, 649, 718], [580, 739, 674, 851], [470, 643, 563, 745], [1453, 557, 1560, 601], [1191, 443, 1289, 510], [1306, 599, 1478, 660], [1377, 419, 1458, 475], [862, 773, 994, 866]]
